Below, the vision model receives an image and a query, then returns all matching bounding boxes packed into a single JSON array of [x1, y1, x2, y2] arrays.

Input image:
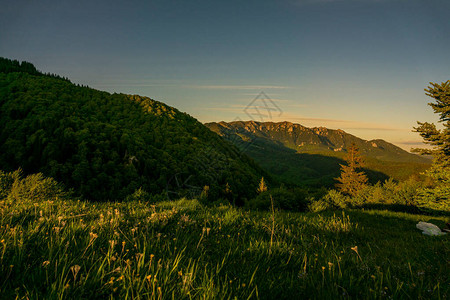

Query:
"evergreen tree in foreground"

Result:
[[336, 143, 368, 196], [413, 81, 450, 210]]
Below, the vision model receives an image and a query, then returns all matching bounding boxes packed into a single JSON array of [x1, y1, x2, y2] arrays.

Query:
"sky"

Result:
[[1, 0, 449, 151]]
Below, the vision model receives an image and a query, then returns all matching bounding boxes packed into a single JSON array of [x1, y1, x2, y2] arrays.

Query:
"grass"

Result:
[[0, 196, 448, 299]]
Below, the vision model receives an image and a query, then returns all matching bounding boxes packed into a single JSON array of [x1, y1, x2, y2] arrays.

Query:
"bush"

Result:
[[6, 171, 67, 203], [309, 190, 349, 212], [0, 169, 21, 200], [125, 187, 153, 202]]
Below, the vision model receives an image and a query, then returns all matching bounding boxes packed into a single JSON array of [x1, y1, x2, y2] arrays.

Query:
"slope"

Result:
[[0, 58, 266, 202]]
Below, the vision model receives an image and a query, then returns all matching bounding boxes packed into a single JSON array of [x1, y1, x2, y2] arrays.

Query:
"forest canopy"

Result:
[[0, 57, 266, 202]]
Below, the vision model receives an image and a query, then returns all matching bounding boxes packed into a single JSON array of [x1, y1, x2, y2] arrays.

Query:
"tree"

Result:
[[335, 143, 368, 196], [413, 81, 450, 210]]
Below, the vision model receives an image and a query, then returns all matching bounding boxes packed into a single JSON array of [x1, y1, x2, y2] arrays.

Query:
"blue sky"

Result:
[[1, 0, 449, 150]]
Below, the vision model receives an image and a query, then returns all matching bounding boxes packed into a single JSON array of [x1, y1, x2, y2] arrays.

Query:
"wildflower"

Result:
[[42, 261, 50, 268], [146, 275, 152, 282], [351, 246, 362, 261], [321, 266, 326, 271], [70, 265, 81, 280], [109, 240, 116, 249]]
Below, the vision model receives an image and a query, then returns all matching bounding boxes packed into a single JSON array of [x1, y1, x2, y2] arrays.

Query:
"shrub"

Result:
[[309, 190, 349, 212], [0, 169, 21, 200], [6, 171, 67, 203], [308, 199, 328, 212], [125, 187, 153, 202]]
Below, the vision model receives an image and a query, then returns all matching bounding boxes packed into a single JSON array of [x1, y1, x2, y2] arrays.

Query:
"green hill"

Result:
[[205, 121, 431, 187], [0, 58, 267, 202]]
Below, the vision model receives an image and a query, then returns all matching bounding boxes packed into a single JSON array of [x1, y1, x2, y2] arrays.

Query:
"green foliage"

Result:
[[309, 189, 349, 212], [0, 169, 21, 200], [1, 169, 67, 204], [413, 168, 450, 212], [413, 81, 450, 209], [0, 173, 448, 299], [124, 187, 153, 203], [0, 57, 40, 76], [310, 176, 449, 214], [0, 58, 267, 202]]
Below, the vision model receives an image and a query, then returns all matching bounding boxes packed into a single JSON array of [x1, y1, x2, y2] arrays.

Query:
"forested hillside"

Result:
[[0, 58, 267, 202]]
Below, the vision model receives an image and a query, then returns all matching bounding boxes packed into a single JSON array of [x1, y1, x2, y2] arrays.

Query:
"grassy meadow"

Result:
[[1, 190, 448, 299]]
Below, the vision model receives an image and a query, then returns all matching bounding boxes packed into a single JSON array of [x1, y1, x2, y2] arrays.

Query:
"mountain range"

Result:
[[205, 121, 430, 187], [0, 57, 430, 200]]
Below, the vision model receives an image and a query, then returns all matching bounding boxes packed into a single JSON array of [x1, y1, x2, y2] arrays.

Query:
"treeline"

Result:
[[0, 58, 267, 202], [0, 57, 70, 82]]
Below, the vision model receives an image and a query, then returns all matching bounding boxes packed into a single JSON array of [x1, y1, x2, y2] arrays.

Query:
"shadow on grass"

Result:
[[232, 136, 390, 188], [360, 203, 450, 217]]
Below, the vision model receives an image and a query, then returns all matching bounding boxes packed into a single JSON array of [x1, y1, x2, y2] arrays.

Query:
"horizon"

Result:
[[1, 0, 449, 151]]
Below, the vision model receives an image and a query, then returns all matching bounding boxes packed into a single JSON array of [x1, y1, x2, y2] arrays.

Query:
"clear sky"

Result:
[[1, 0, 449, 151]]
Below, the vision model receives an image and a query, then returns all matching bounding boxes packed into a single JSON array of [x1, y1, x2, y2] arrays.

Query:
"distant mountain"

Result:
[[205, 121, 430, 187], [0, 57, 267, 202]]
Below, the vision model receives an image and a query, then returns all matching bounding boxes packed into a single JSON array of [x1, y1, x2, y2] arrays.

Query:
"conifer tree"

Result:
[[413, 81, 450, 209], [335, 143, 368, 196]]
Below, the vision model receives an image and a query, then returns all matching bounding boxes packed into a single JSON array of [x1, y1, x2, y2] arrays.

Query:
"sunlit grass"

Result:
[[0, 196, 448, 299]]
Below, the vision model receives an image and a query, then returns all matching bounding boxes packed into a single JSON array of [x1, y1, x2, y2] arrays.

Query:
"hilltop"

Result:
[[205, 121, 430, 187], [0, 58, 267, 202]]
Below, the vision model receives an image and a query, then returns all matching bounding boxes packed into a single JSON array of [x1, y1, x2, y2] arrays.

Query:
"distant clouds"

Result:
[[185, 85, 291, 90], [93, 82, 291, 91], [291, 0, 389, 5]]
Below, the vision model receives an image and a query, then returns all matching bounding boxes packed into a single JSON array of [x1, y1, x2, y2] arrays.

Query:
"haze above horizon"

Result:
[[1, 0, 449, 151]]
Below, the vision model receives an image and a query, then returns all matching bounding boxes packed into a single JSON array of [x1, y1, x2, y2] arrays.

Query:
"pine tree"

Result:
[[257, 177, 267, 194], [335, 143, 368, 196], [413, 81, 450, 210]]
